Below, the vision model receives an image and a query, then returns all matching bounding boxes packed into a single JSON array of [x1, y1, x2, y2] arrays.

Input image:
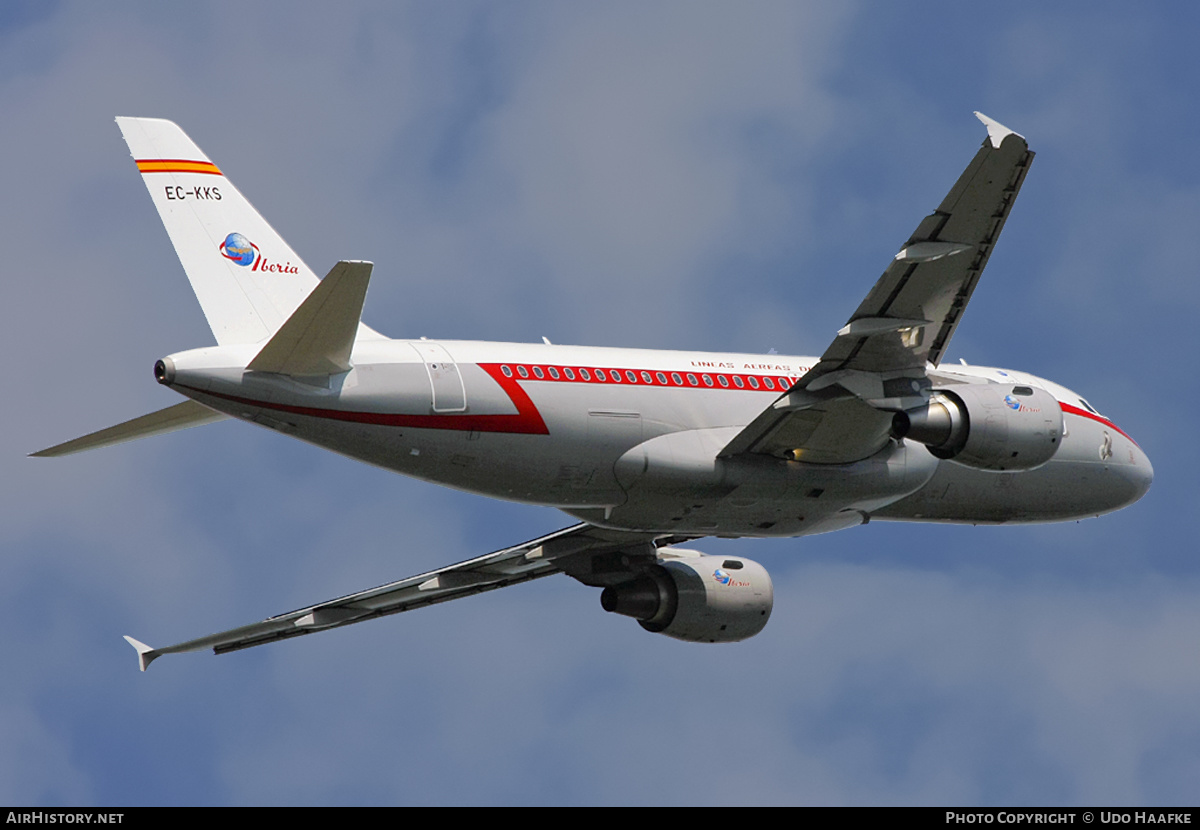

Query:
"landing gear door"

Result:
[[408, 341, 467, 413]]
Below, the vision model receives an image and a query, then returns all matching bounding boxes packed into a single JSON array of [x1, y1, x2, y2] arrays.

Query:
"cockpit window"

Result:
[[1078, 398, 1098, 414]]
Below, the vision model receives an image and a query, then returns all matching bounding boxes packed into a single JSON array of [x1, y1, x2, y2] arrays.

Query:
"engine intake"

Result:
[[601, 552, 773, 643]]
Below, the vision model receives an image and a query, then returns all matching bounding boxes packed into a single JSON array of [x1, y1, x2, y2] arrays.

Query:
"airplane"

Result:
[[33, 113, 1153, 671]]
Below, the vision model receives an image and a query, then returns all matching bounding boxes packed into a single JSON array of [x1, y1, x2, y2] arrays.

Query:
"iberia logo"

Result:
[[712, 568, 751, 587], [1004, 395, 1041, 413], [218, 232, 299, 274], [219, 232, 258, 267]]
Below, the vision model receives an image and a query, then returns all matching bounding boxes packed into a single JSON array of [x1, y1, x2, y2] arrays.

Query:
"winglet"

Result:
[[247, 260, 373, 376], [123, 636, 160, 672], [974, 111, 1024, 149]]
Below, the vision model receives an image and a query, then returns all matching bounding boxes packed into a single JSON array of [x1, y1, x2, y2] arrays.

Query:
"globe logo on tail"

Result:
[[219, 232, 259, 267]]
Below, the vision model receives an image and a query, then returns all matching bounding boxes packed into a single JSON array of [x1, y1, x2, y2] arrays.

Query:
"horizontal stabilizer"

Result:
[[31, 400, 226, 457], [247, 261, 373, 377]]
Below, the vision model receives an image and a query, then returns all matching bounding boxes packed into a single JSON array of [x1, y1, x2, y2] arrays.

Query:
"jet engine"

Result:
[[600, 552, 773, 642], [893, 383, 1063, 471]]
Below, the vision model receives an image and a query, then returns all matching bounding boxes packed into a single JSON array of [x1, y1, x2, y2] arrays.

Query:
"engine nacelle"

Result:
[[894, 383, 1063, 471], [600, 551, 773, 643]]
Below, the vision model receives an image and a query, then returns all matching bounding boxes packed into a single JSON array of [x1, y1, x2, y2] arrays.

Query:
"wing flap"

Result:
[[720, 391, 895, 463]]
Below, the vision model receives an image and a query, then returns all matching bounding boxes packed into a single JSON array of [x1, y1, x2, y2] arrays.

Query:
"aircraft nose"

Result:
[[1125, 443, 1154, 504], [1104, 439, 1153, 511]]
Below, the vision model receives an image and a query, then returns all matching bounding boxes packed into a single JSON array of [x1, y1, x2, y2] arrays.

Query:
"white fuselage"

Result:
[[160, 338, 1153, 539]]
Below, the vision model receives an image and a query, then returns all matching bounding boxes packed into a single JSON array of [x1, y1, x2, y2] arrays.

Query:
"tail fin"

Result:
[[116, 117, 382, 345]]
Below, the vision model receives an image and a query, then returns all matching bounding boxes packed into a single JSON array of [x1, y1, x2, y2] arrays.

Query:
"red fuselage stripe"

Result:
[[1059, 402, 1136, 445], [182, 363, 548, 435], [180, 364, 1135, 445], [180, 363, 805, 437]]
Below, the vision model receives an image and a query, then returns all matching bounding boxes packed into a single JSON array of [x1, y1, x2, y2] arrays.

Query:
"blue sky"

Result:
[[2, 1, 1197, 805]]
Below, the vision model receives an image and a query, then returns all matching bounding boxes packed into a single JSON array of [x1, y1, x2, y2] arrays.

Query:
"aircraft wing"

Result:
[[124, 523, 661, 671], [720, 113, 1034, 463]]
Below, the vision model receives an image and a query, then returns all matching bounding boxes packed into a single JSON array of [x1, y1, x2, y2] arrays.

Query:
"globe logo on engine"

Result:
[[219, 232, 258, 267], [712, 569, 732, 585], [1004, 395, 1022, 411]]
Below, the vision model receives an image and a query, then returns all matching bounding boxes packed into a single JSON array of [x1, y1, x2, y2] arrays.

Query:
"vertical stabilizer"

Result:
[[116, 117, 382, 346]]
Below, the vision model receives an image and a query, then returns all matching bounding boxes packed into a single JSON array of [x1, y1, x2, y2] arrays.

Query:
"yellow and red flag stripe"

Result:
[[135, 158, 222, 175]]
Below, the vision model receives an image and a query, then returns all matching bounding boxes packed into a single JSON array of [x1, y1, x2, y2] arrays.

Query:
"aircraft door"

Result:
[[408, 341, 467, 412]]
